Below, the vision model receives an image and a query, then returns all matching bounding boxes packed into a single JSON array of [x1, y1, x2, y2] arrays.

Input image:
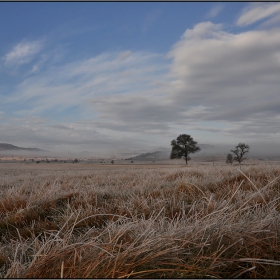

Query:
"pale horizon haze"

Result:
[[1, 2, 280, 157]]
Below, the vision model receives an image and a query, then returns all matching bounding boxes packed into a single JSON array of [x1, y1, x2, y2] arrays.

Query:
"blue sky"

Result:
[[1, 2, 280, 157]]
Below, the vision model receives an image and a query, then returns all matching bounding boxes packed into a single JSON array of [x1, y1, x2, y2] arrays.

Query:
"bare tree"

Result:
[[231, 143, 249, 166], [170, 134, 201, 165]]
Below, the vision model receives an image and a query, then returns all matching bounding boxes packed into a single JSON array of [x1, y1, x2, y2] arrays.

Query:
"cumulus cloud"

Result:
[[166, 21, 280, 140], [237, 3, 280, 27], [168, 22, 280, 106], [4, 40, 43, 67]]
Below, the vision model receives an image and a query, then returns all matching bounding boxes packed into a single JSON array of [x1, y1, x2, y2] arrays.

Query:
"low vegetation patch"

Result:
[[1, 163, 280, 278]]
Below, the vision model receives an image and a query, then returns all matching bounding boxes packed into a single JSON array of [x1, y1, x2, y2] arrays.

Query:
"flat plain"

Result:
[[1, 160, 280, 278]]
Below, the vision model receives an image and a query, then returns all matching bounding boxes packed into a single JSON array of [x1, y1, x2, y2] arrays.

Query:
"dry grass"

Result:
[[1, 162, 280, 278]]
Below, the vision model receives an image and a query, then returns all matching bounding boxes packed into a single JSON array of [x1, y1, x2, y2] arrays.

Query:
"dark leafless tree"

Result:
[[231, 143, 249, 166]]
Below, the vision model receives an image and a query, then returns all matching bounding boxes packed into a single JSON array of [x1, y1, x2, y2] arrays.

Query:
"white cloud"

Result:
[[166, 21, 280, 142], [260, 12, 280, 28], [237, 3, 280, 27], [3, 50, 169, 118], [4, 40, 43, 67], [177, 21, 226, 40], [206, 4, 224, 19]]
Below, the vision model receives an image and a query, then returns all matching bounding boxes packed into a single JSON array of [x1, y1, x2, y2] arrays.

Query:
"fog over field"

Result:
[[1, 141, 280, 160], [68, 142, 280, 159]]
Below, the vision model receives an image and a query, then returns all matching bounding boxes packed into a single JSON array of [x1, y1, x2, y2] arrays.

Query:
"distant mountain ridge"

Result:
[[0, 143, 46, 152]]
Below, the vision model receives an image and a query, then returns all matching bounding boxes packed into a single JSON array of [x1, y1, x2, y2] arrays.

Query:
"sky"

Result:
[[1, 2, 280, 157]]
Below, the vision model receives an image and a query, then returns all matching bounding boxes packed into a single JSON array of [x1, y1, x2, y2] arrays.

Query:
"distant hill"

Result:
[[0, 143, 46, 152], [125, 151, 169, 161], [125, 144, 217, 161]]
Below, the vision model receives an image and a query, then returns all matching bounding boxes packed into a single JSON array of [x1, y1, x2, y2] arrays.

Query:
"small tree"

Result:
[[226, 154, 233, 165], [170, 134, 201, 165], [111, 160, 114, 164], [231, 143, 249, 166]]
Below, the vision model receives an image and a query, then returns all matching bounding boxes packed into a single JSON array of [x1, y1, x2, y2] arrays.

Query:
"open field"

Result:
[[1, 162, 280, 278]]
